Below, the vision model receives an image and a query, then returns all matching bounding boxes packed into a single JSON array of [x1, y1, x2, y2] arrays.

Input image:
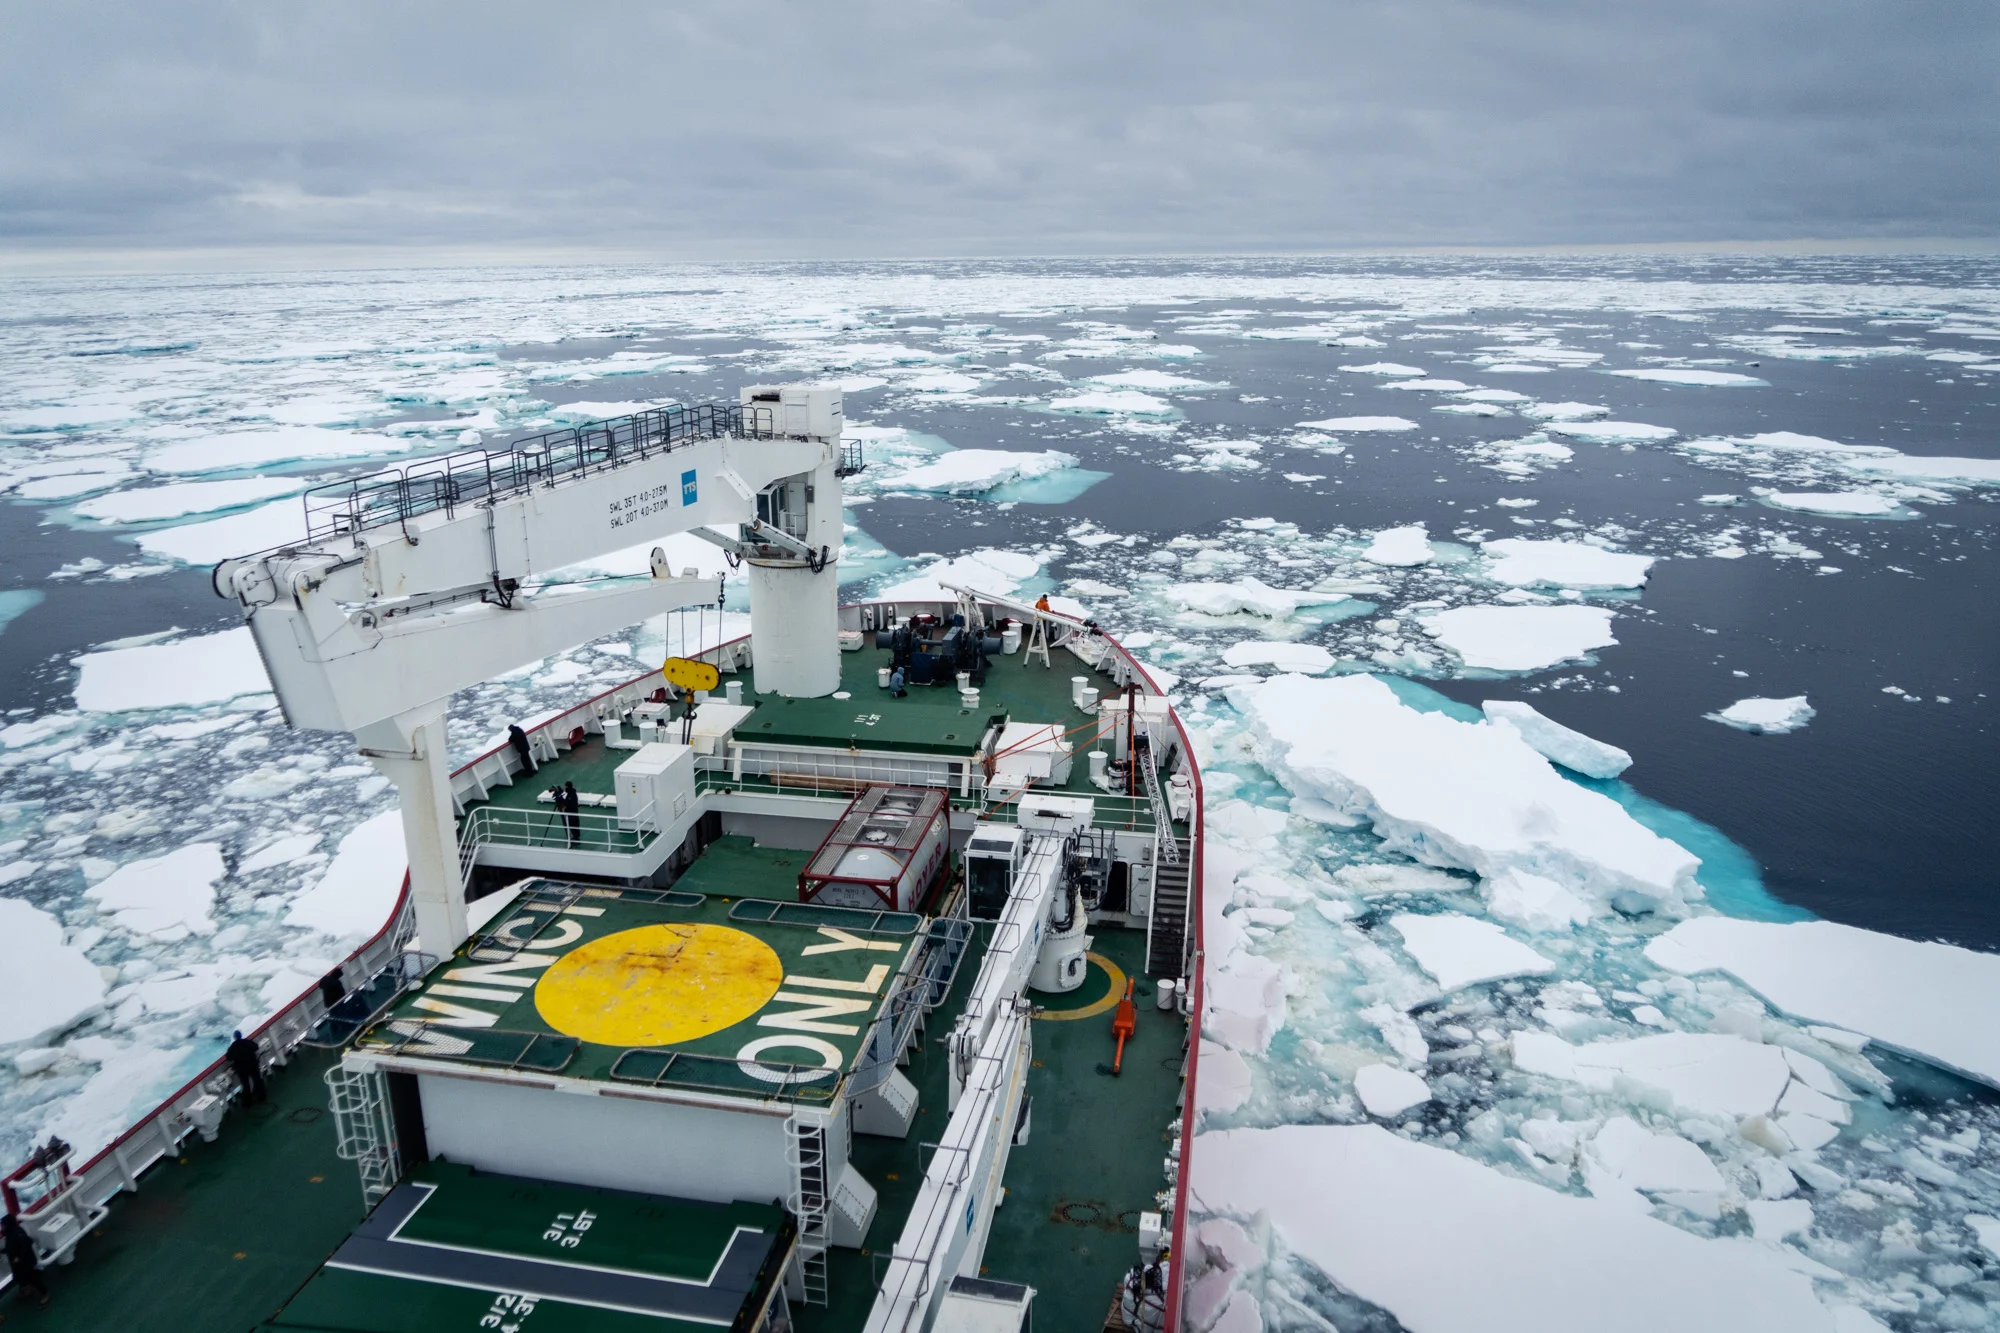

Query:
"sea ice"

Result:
[[1339, 363, 1425, 376], [133, 500, 308, 565], [284, 811, 408, 944], [1235, 675, 1699, 914], [0, 899, 107, 1045], [887, 449, 1076, 494], [85, 843, 224, 940], [1606, 369, 1767, 387], [1220, 641, 1334, 674], [1481, 700, 1631, 778], [1086, 370, 1219, 391], [1388, 912, 1553, 992], [1353, 1063, 1431, 1117], [143, 425, 415, 474], [876, 549, 1042, 602], [1542, 421, 1678, 444], [1483, 868, 1593, 931], [1646, 918, 2000, 1089], [1193, 1124, 1836, 1333], [1520, 402, 1608, 421], [1705, 697, 1814, 735], [1417, 605, 1619, 672], [1512, 1031, 1791, 1117], [1586, 1115, 1726, 1196], [1164, 579, 1343, 618], [1197, 1040, 1253, 1116], [1045, 390, 1175, 416], [1293, 415, 1417, 432], [71, 477, 307, 523], [1481, 538, 1655, 590], [1762, 492, 1902, 517], [1361, 524, 1433, 566], [72, 628, 272, 711], [1843, 453, 2000, 485]]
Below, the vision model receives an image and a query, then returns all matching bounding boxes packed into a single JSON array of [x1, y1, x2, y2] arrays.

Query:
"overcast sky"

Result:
[[4, 0, 1997, 260]]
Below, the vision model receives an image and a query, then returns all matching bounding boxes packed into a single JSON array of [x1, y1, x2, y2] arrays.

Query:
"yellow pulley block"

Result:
[[663, 656, 721, 692]]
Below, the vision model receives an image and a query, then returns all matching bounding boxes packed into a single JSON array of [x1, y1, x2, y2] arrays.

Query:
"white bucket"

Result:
[[1088, 750, 1109, 783], [1079, 686, 1100, 711], [1070, 675, 1088, 707], [960, 688, 980, 710], [957, 671, 971, 692], [878, 667, 893, 689], [1001, 627, 1022, 654], [725, 680, 743, 706], [1156, 978, 1177, 1011]]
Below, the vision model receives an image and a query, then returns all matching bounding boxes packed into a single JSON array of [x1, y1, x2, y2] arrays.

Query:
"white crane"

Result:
[[214, 387, 849, 955]]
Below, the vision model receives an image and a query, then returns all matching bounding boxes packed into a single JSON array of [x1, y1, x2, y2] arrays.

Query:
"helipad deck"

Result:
[[361, 880, 923, 1102], [261, 1161, 791, 1332]]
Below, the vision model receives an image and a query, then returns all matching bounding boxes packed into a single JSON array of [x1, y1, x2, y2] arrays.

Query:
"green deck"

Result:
[[262, 1162, 788, 1332], [805, 923, 1182, 1333]]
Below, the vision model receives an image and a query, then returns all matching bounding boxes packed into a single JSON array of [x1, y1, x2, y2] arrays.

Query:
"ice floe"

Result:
[[70, 477, 307, 523], [283, 812, 408, 944], [876, 549, 1043, 602], [1607, 369, 1767, 387], [143, 426, 415, 474], [1418, 605, 1619, 672], [1164, 579, 1346, 619], [1220, 641, 1334, 674], [1292, 415, 1417, 432], [1647, 918, 2000, 1089], [1194, 1124, 1838, 1333], [86, 843, 224, 941], [1481, 700, 1632, 778], [886, 449, 1076, 494], [1361, 524, 1433, 567], [1481, 538, 1656, 590], [133, 500, 308, 564], [72, 628, 272, 712], [1236, 674, 1699, 915], [1706, 696, 1815, 735], [1761, 491, 1904, 517], [1542, 421, 1678, 444], [1512, 1030, 1792, 1117], [1045, 390, 1174, 416], [1353, 1063, 1432, 1118], [1389, 912, 1553, 992], [0, 899, 107, 1045]]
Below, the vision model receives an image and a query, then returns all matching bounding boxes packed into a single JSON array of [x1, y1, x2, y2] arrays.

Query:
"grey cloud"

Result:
[[2, 0, 1995, 256]]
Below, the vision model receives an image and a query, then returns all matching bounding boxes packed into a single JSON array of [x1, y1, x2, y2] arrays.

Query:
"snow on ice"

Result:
[[85, 843, 224, 941], [1293, 415, 1418, 432], [1389, 912, 1553, 992], [1542, 420, 1679, 444], [1193, 1124, 1839, 1333], [1512, 1030, 1792, 1117], [72, 628, 272, 712], [1236, 674, 1699, 915], [134, 500, 309, 565], [1353, 1063, 1432, 1118], [1761, 492, 1905, 517], [1361, 524, 1434, 566], [886, 449, 1076, 494], [71, 477, 307, 523], [283, 812, 409, 944], [1648, 918, 2000, 1089], [1418, 604, 1619, 672], [1706, 696, 1815, 735], [1481, 699, 1633, 778], [0, 899, 107, 1045], [1481, 538, 1656, 590], [1607, 369, 1767, 387], [143, 425, 415, 474], [1220, 641, 1334, 674]]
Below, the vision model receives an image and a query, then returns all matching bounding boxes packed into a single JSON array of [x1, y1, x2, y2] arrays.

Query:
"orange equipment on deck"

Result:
[[1109, 978, 1138, 1076]]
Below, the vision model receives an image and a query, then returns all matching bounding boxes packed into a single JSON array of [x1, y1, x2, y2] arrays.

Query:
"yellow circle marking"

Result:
[[534, 923, 783, 1047], [1034, 952, 1127, 1022]]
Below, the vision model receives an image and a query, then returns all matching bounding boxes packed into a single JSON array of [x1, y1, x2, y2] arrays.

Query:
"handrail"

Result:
[[299, 401, 782, 542], [460, 800, 658, 855]]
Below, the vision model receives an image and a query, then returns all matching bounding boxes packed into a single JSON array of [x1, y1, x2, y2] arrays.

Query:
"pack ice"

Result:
[[1193, 1124, 1841, 1333], [1481, 700, 1632, 778], [1647, 918, 2000, 1089], [0, 899, 107, 1045], [1236, 674, 1699, 915], [1480, 538, 1655, 590]]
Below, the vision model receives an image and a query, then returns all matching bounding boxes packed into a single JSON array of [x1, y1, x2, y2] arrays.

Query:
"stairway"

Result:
[[784, 1115, 831, 1306], [1145, 837, 1192, 978]]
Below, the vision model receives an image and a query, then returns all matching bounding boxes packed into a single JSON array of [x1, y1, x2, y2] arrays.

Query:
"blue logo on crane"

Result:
[[681, 469, 698, 506]]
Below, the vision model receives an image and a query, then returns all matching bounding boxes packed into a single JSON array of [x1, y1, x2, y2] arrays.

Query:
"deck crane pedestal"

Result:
[[213, 387, 847, 956]]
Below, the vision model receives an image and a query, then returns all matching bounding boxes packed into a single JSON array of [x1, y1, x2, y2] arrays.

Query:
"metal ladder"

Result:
[[785, 1115, 831, 1306], [1136, 724, 1180, 864], [324, 1064, 400, 1209]]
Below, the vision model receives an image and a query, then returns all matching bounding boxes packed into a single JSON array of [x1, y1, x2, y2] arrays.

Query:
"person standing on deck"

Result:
[[226, 1030, 266, 1104], [4, 1212, 50, 1308], [508, 724, 537, 775], [561, 782, 582, 847]]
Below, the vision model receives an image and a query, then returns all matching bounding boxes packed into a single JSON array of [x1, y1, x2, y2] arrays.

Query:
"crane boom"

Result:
[[213, 388, 850, 954]]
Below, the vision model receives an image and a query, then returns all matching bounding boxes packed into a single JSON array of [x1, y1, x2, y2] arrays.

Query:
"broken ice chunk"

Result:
[[1354, 1063, 1432, 1118], [1389, 912, 1554, 993], [1481, 699, 1633, 778]]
